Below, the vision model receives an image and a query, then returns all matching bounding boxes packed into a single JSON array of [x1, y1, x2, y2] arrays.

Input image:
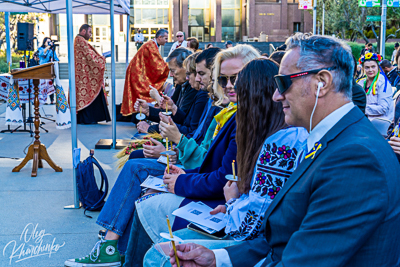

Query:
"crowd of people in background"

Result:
[[64, 31, 400, 267]]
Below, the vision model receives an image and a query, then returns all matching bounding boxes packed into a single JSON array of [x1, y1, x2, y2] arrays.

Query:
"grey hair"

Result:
[[285, 33, 354, 100], [166, 47, 193, 67], [156, 29, 169, 38]]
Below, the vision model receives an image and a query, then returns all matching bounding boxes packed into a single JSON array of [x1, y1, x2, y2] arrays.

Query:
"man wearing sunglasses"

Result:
[[169, 31, 187, 56], [167, 33, 400, 267]]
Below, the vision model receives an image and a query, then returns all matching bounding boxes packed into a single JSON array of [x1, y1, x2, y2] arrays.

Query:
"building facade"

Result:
[[131, 0, 312, 43], [49, 0, 312, 45]]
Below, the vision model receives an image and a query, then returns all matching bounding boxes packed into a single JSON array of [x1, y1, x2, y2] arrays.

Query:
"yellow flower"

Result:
[[365, 53, 373, 60]]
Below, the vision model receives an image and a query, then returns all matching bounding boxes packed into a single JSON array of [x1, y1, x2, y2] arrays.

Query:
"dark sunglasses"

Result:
[[274, 67, 336, 95], [218, 74, 237, 88], [177, 35, 183, 37]]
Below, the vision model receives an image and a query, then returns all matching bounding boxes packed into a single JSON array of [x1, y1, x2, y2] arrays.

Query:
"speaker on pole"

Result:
[[17, 22, 35, 51]]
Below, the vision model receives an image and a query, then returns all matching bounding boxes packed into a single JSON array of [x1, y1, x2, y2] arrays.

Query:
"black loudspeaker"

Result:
[[17, 22, 35, 51]]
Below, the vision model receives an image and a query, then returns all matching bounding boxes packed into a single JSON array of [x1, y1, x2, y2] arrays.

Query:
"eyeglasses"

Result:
[[274, 67, 336, 95], [218, 74, 237, 88], [177, 35, 183, 37]]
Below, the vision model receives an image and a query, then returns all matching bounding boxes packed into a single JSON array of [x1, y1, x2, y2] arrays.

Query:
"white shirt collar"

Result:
[[307, 102, 355, 152], [152, 38, 159, 48]]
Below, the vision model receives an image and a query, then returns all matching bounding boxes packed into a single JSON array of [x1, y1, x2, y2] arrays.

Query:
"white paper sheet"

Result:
[[140, 175, 169, 192], [172, 201, 227, 232]]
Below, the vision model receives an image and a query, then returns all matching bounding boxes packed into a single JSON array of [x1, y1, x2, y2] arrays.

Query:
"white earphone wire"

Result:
[[309, 82, 323, 132]]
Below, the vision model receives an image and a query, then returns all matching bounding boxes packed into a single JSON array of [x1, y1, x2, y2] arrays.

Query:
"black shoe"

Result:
[[98, 229, 106, 239]]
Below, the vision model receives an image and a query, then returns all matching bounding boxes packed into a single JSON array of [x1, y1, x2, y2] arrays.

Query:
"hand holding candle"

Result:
[[166, 215, 180, 267]]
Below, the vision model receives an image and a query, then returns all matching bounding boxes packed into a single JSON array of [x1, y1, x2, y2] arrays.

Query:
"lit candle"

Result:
[[232, 160, 236, 180], [167, 155, 170, 174]]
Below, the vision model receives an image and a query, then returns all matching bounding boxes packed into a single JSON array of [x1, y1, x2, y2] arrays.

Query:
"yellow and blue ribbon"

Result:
[[305, 142, 322, 160]]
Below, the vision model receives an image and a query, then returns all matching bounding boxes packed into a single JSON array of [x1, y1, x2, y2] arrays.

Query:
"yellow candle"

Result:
[[166, 137, 169, 151], [166, 216, 180, 267], [166, 102, 168, 113], [140, 105, 142, 116], [232, 160, 236, 180], [167, 155, 170, 174]]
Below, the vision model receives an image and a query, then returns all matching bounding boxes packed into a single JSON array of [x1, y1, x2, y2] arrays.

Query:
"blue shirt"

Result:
[[38, 47, 59, 65]]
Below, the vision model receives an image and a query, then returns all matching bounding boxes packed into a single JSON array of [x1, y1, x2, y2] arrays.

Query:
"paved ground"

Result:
[[0, 79, 136, 266]]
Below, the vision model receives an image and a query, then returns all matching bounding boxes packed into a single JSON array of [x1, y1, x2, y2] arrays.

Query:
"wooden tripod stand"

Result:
[[11, 63, 63, 177]]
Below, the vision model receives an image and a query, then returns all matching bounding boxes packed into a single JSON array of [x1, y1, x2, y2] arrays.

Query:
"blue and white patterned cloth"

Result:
[[224, 127, 308, 241]]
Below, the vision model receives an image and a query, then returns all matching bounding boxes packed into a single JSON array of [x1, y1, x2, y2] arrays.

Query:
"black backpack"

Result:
[[76, 150, 109, 218]]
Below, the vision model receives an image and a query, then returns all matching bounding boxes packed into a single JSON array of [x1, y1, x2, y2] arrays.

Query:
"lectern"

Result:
[[11, 63, 63, 177]]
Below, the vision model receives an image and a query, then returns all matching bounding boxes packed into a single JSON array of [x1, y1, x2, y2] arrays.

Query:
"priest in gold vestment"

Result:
[[121, 29, 170, 116]]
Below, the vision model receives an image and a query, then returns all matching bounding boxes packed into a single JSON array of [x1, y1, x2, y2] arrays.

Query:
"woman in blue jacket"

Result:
[[38, 37, 59, 104], [38, 37, 59, 64]]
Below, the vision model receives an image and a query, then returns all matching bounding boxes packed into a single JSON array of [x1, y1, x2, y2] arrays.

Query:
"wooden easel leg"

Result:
[[39, 144, 62, 172], [31, 143, 40, 177], [12, 79, 62, 176], [12, 145, 34, 173]]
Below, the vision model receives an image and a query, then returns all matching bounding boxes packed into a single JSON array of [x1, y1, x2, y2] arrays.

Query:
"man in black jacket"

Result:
[[381, 59, 400, 87]]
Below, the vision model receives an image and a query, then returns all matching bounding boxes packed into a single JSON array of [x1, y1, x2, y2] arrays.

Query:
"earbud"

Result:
[[310, 82, 324, 132]]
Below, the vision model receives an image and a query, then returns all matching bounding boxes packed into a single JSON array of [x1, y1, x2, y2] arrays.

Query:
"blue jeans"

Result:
[[96, 158, 166, 255]]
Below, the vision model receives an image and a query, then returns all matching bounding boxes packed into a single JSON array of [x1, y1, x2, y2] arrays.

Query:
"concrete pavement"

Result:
[[0, 79, 136, 266]]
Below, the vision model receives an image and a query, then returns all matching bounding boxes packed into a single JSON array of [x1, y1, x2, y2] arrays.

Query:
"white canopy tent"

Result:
[[1, 0, 130, 208]]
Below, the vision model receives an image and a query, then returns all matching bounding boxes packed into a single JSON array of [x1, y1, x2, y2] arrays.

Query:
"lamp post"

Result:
[[380, 0, 387, 57], [322, 1, 325, 35], [313, 0, 317, 34]]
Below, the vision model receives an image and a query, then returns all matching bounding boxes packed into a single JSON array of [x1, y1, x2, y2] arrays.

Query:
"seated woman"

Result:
[[64, 45, 260, 267], [128, 50, 221, 161], [140, 59, 308, 267], [357, 52, 394, 122]]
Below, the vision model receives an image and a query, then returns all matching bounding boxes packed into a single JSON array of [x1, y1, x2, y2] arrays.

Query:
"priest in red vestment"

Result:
[[74, 24, 111, 124], [121, 29, 170, 116]]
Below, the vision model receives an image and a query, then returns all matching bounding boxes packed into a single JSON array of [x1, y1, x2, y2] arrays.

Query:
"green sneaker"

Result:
[[64, 239, 121, 267]]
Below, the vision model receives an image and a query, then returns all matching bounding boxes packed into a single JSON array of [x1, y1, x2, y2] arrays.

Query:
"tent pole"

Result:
[[5, 12, 11, 66], [65, 0, 79, 208], [126, 14, 130, 70], [111, 0, 116, 148]]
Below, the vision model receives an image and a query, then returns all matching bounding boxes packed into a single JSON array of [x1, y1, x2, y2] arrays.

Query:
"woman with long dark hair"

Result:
[[142, 58, 308, 266], [38, 37, 59, 65], [38, 37, 59, 104]]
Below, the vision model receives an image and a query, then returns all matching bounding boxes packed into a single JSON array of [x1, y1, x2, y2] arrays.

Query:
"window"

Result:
[[221, 0, 241, 41], [293, 22, 301, 33], [189, 0, 211, 42]]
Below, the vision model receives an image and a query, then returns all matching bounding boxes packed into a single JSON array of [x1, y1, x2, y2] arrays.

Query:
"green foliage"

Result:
[[0, 52, 25, 74], [316, 0, 400, 40], [347, 41, 396, 61], [348, 42, 365, 60]]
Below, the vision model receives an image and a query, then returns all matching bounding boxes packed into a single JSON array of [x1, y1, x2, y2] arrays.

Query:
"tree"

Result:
[[0, 12, 46, 53], [315, 0, 400, 43]]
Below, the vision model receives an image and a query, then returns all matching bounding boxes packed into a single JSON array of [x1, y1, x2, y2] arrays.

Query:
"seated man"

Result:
[[381, 59, 400, 87], [135, 48, 206, 136], [129, 48, 223, 161], [167, 33, 400, 267]]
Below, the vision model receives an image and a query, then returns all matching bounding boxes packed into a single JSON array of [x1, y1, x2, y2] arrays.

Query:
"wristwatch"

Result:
[[225, 198, 237, 209]]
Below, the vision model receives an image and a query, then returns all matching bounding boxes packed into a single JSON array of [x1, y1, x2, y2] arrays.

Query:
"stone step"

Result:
[[59, 63, 128, 79]]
